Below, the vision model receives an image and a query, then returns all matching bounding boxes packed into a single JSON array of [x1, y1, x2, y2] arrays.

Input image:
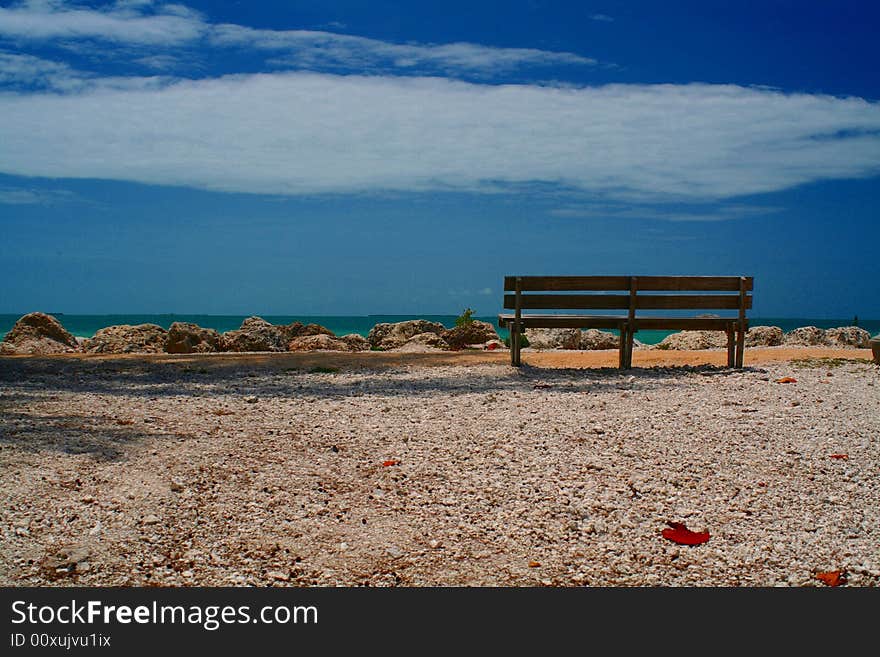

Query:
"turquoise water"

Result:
[[1, 314, 878, 345]]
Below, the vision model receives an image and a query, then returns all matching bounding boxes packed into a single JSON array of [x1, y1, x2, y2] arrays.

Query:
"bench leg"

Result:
[[510, 325, 516, 366], [624, 328, 635, 369], [735, 328, 745, 368], [514, 327, 521, 366], [510, 323, 521, 367], [727, 328, 735, 368], [618, 328, 627, 369]]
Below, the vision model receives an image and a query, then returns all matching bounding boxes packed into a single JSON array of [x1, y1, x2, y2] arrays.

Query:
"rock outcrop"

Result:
[[744, 326, 784, 347], [222, 317, 290, 352], [339, 334, 371, 351], [282, 322, 334, 343], [579, 329, 620, 350], [825, 326, 871, 348], [441, 320, 499, 349], [655, 330, 728, 351], [779, 326, 869, 349], [390, 332, 450, 352], [84, 324, 168, 354], [288, 334, 365, 352], [165, 322, 224, 354], [0, 312, 79, 355], [783, 326, 827, 347], [367, 320, 446, 350], [524, 328, 581, 350]]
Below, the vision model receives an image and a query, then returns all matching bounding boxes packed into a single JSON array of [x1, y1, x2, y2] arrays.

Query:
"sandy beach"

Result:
[[1, 347, 877, 587]]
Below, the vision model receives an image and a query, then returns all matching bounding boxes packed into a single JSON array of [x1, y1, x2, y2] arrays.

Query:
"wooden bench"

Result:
[[498, 275, 753, 369]]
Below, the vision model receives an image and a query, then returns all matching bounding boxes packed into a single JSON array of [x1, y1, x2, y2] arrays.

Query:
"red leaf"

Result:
[[775, 377, 797, 384], [816, 570, 845, 586], [382, 460, 398, 467], [661, 522, 710, 546], [487, 343, 498, 350], [829, 454, 848, 460]]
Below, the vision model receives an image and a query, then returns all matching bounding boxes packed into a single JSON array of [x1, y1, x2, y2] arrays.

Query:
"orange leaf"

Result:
[[775, 377, 797, 384], [816, 570, 845, 586], [528, 560, 541, 568], [661, 522, 710, 546], [829, 454, 848, 460], [382, 460, 398, 467]]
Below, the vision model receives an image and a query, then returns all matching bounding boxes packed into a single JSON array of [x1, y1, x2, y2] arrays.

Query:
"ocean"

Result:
[[1, 314, 878, 345]]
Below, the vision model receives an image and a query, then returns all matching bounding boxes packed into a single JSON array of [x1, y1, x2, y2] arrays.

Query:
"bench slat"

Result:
[[504, 276, 753, 292], [499, 315, 749, 331], [498, 314, 626, 329], [504, 276, 631, 291], [504, 294, 629, 309], [635, 276, 753, 291], [636, 294, 752, 310], [633, 318, 748, 331], [504, 294, 752, 310]]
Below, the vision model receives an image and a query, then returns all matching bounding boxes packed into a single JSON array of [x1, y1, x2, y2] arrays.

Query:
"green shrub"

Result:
[[455, 308, 475, 327]]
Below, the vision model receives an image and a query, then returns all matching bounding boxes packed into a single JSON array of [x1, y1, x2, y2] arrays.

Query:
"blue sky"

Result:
[[1, 1, 878, 317]]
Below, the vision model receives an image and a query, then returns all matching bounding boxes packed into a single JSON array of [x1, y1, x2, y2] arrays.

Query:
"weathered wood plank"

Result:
[[635, 276, 753, 291], [504, 294, 752, 310], [633, 317, 745, 330], [635, 295, 752, 310], [727, 328, 736, 367], [504, 275, 753, 292], [504, 276, 631, 291], [504, 294, 632, 309], [498, 314, 626, 329]]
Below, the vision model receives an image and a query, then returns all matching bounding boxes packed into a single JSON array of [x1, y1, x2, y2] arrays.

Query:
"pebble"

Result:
[[3, 356, 878, 587]]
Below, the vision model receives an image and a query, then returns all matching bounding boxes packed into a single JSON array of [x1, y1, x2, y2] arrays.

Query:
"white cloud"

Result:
[[0, 185, 81, 204], [0, 0, 206, 45], [0, 51, 174, 91], [212, 25, 596, 74], [0, 73, 878, 202], [549, 203, 782, 222], [0, 2, 597, 77], [131, 54, 181, 70], [0, 50, 83, 89]]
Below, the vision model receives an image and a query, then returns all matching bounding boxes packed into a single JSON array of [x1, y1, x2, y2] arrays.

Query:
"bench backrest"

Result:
[[503, 276, 753, 316]]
